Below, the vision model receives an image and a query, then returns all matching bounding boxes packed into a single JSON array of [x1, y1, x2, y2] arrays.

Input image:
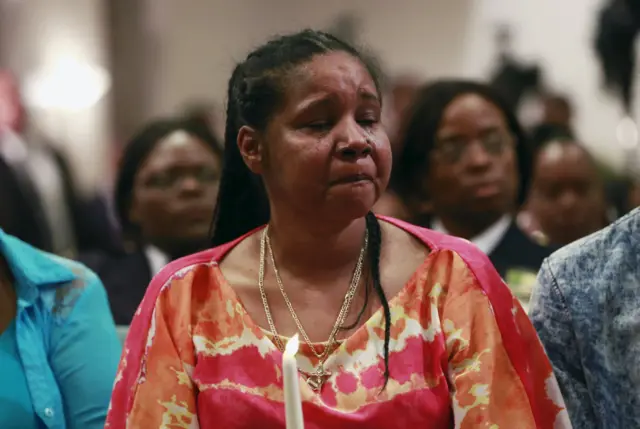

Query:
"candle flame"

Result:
[[284, 333, 300, 357]]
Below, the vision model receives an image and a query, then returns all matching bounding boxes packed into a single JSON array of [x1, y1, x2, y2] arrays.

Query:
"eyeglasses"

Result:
[[432, 130, 515, 164], [143, 167, 219, 190]]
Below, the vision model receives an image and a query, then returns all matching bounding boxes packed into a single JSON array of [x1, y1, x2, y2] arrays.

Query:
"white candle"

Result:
[[283, 334, 304, 429]]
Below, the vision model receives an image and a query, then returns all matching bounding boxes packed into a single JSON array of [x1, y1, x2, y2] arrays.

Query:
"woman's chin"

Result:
[[326, 197, 377, 222]]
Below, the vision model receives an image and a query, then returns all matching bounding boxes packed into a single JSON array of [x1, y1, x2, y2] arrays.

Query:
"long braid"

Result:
[[365, 211, 391, 388], [211, 65, 269, 246]]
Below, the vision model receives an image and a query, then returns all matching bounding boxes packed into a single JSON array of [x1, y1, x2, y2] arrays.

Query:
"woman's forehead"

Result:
[[284, 52, 377, 103]]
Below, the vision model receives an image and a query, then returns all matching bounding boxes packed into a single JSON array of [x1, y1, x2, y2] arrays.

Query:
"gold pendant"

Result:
[[301, 366, 331, 392]]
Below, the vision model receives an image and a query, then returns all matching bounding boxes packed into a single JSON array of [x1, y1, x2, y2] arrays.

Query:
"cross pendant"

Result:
[[301, 366, 331, 392]]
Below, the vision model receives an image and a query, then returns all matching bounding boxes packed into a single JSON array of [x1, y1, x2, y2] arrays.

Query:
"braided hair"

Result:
[[210, 29, 392, 388]]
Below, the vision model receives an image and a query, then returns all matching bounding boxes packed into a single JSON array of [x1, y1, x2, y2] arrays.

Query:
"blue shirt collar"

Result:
[[0, 229, 76, 306]]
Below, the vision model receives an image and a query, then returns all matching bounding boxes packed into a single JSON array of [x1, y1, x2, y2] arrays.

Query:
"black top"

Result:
[[82, 249, 153, 325], [487, 221, 554, 279]]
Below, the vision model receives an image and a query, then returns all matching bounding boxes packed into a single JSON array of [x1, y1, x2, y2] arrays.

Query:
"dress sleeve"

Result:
[[439, 250, 572, 428], [105, 268, 199, 429], [529, 260, 597, 429]]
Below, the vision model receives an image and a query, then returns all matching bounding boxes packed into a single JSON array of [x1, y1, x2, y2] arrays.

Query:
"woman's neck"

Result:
[[267, 213, 368, 284]]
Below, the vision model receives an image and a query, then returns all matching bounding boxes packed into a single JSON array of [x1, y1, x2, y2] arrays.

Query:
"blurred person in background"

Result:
[[396, 80, 553, 309], [517, 122, 574, 240], [373, 75, 422, 220], [0, 70, 118, 258], [86, 118, 222, 325], [0, 228, 120, 428], [524, 139, 608, 246]]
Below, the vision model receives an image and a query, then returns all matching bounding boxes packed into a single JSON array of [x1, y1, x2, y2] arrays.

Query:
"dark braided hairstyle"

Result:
[[394, 80, 532, 212], [210, 29, 392, 388]]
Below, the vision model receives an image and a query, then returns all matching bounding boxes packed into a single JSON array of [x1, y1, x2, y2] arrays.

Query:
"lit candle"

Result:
[[283, 334, 304, 429]]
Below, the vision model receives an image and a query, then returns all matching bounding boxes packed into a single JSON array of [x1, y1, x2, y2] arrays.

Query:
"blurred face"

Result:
[[529, 142, 604, 244], [129, 130, 221, 250], [426, 93, 519, 225], [242, 51, 391, 225]]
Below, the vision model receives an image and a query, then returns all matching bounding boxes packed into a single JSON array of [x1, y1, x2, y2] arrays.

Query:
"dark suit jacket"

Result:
[[82, 249, 152, 326], [411, 215, 553, 278], [488, 221, 554, 278]]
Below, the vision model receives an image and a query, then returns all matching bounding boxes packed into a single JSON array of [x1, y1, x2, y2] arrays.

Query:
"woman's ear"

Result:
[[237, 125, 265, 174]]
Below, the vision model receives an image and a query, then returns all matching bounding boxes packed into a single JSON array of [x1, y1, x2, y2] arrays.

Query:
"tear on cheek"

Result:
[[364, 128, 385, 147]]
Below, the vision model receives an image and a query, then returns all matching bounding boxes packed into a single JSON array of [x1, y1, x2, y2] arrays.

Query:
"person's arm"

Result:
[[49, 269, 122, 429], [106, 268, 198, 428], [441, 251, 571, 428], [529, 260, 597, 429]]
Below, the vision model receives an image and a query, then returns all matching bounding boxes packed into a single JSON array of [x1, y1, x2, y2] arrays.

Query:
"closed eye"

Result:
[[357, 119, 378, 128], [306, 122, 333, 132]]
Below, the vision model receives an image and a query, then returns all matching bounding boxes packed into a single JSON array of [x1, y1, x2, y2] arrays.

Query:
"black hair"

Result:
[[210, 29, 392, 387], [543, 93, 573, 112], [394, 79, 532, 210], [529, 122, 575, 154], [115, 117, 223, 240], [594, 0, 640, 113], [531, 136, 598, 172]]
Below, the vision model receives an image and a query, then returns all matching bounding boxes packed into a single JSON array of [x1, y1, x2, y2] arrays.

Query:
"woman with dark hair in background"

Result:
[[86, 118, 222, 325], [106, 30, 567, 428], [396, 80, 554, 308]]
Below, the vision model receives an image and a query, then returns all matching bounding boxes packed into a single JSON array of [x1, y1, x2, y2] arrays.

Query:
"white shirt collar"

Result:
[[431, 214, 512, 255], [144, 245, 169, 276]]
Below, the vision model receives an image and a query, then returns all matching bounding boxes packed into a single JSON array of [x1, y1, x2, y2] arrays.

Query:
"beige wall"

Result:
[[145, 0, 472, 116], [0, 0, 111, 194], [3, 0, 632, 180], [140, 0, 632, 170]]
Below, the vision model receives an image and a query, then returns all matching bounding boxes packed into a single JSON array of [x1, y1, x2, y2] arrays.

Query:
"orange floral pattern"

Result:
[[106, 218, 570, 429]]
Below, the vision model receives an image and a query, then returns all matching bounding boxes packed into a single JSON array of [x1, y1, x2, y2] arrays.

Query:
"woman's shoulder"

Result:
[[0, 231, 110, 321], [378, 215, 489, 259], [381, 216, 514, 306], [140, 234, 253, 310], [147, 248, 221, 292]]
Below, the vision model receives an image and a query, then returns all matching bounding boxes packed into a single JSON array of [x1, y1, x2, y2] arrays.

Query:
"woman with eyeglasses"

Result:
[[85, 118, 222, 325], [394, 80, 554, 309]]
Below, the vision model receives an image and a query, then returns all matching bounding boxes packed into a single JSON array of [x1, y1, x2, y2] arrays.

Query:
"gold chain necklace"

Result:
[[258, 226, 368, 391]]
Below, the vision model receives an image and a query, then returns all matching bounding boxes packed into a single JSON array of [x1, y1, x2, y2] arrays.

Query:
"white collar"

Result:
[[431, 214, 512, 255], [144, 245, 170, 276]]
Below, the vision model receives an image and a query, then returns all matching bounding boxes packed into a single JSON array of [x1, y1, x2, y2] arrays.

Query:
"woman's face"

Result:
[[129, 130, 221, 249], [426, 93, 519, 223], [245, 51, 392, 225]]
